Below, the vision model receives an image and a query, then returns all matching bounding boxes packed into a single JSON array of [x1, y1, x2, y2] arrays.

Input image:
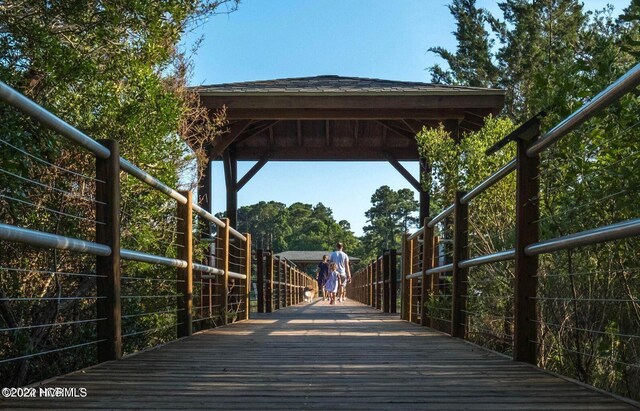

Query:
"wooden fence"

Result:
[[348, 250, 397, 313], [255, 250, 316, 313]]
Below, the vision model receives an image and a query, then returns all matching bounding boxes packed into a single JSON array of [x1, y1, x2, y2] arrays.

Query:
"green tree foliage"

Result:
[[235, 201, 361, 260], [429, 0, 499, 87], [361, 186, 418, 261], [0, 0, 238, 386]]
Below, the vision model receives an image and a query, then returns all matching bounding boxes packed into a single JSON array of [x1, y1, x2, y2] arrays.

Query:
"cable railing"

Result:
[[401, 62, 640, 400], [0, 81, 252, 385], [349, 250, 398, 314], [254, 250, 316, 313]]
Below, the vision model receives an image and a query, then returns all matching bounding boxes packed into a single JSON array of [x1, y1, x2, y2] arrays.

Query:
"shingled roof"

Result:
[[274, 251, 360, 265], [194, 75, 504, 95]]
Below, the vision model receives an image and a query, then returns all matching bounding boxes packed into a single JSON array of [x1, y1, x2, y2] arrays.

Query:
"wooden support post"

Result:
[[223, 147, 238, 228], [244, 233, 251, 321], [514, 132, 541, 364], [96, 140, 121, 362], [221, 218, 230, 325], [451, 191, 469, 338], [266, 251, 274, 313], [257, 249, 264, 313], [177, 191, 193, 337], [419, 157, 431, 224], [389, 249, 397, 313], [421, 220, 434, 326], [382, 251, 390, 313]]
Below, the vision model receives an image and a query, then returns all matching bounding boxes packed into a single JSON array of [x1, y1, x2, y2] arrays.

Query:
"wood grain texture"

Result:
[[3, 300, 636, 410]]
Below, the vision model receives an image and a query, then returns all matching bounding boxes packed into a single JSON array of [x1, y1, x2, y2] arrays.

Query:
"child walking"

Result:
[[324, 262, 340, 305]]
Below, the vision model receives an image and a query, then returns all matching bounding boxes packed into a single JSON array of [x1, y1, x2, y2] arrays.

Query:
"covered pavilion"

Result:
[[191, 75, 505, 227]]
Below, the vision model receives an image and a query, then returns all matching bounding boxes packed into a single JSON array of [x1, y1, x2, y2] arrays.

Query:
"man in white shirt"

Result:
[[329, 242, 351, 303]]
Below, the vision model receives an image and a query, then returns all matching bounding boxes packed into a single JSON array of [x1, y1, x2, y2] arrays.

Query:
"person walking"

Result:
[[324, 262, 340, 305], [329, 242, 351, 303], [316, 255, 330, 301]]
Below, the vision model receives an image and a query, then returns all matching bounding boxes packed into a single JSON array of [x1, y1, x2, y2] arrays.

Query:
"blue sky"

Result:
[[184, 0, 629, 236]]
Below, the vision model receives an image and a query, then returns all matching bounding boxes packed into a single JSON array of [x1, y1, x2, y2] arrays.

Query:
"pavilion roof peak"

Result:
[[193, 75, 504, 96]]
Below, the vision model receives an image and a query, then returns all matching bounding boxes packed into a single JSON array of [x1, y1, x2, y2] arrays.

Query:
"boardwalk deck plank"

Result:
[[2, 300, 637, 410]]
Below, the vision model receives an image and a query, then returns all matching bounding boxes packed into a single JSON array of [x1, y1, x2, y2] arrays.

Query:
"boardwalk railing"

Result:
[[0, 81, 252, 383], [401, 62, 640, 399], [349, 250, 397, 313], [255, 250, 316, 313]]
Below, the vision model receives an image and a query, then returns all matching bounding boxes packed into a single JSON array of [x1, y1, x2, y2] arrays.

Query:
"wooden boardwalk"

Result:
[[3, 300, 637, 410]]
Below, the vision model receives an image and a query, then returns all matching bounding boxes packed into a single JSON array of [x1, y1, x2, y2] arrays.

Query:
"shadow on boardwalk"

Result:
[[2, 299, 636, 410]]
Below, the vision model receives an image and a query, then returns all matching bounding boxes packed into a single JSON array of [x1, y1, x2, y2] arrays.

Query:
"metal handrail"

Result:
[[425, 263, 454, 275], [428, 204, 454, 228], [458, 249, 515, 269], [120, 249, 187, 268], [460, 160, 516, 205], [0, 223, 111, 256], [525, 218, 640, 256]]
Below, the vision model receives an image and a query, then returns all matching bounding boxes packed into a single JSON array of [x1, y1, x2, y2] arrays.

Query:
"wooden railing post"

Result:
[[389, 249, 397, 313], [514, 128, 541, 364], [96, 140, 121, 362], [221, 218, 230, 325], [421, 220, 434, 326], [382, 250, 390, 313], [244, 233, 251, 320], [284, 262, 290, 307], [408, 237, 415, 322], [368, 262, 373, 307], [266, 251, 274, 313], [177, 190, 193, 337], [277, 257, 282, 310], [295, 269, 299, 305], [257, 249, 264, 313], [451, 191, 469, 338], [430, 236, 440, 329], [400, 234, 408, 321]]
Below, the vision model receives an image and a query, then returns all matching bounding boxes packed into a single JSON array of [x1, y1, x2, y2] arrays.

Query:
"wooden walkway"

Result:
[[3, 300, 637, 410]]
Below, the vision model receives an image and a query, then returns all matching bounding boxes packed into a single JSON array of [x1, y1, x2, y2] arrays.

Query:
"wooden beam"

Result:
[[237, 154, 270, 191], [210, 119, 252, 158], [234, 120, 280, 146], [403, 119, 423, 134], [376, 120, 416, 139], [220, 108, 474, 121], [200, 94, 505, 112], [227, 146, 420, 161], [354, 120, 359, 146], [386, 154, 421, 191]]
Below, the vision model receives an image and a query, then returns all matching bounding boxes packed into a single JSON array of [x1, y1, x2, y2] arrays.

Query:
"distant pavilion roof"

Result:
[[191, 75, 505, 161], [274, 251, 361, 266]]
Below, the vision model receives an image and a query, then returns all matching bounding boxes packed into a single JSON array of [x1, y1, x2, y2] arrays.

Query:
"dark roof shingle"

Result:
[[194, 75, 502, 95]]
